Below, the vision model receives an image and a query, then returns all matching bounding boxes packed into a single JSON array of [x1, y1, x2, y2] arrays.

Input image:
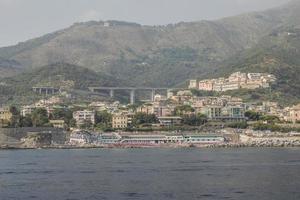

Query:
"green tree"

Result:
[[227, 121, 248, 129], [95, 111, 112, 130], [182, 113, 207, 126], [95, 111, 112, 124], [245, 111, 262, 121], [132, 113, 159, 126], [69, 118, 77, 128], [8, 106, 21, 127], [50, 108, 73, 126], [174, 105, 195, 116], [79, 120, 93, 130], [31, 108, 49, 127], [259, 115, 280, 124], [20, 115, 33, 127]]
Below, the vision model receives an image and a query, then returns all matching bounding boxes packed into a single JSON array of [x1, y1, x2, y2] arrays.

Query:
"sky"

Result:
[[0, 0, 291, 47]]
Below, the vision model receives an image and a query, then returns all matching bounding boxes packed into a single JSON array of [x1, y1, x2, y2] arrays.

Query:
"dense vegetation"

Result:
[[0, 63, 123, 105]]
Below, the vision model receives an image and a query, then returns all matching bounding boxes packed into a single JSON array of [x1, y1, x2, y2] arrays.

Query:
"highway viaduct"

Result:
[[88, 87, 183, 104]]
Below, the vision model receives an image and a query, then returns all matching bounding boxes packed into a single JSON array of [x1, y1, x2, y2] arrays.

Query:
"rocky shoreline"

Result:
[[1, 142, 300, 150]]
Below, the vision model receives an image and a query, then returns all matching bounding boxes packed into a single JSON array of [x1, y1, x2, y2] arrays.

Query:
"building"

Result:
[[112, 112, 132, 129], [158, 116, 182, 126], [202, 105, 245, 121], [69, 130, 93, 145], [191, 71, 276, 92], [286, 104, 300, 123], [198, 79, 214, 91], [153, 94, 167, 102], [223, 106, 246, 121], [188, 80, 198, 89], [120, 135, 167, 145], [73, 110, 95, 126], [212, 82, 223, 92], [153, 105, 175, 117], [21, 105, 36, 116], [202, 106, 222, 119], [89, 102, 108, 112], [137, 104, 154, 115], [221, 82, 240, 91], [228, 72, 247, 83], [49, 120, 66, 129], [96, 133, 121, 144], [0, 107, 12, 126], [183, 135, 225, 144], [167, 90, 174, 99]]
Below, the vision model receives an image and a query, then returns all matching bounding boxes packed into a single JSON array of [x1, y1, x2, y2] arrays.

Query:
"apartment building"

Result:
[[201, 105, 245, 121], [192, 71, 276, 92], [21, 105, 36, 116], [73, 110, 95, 126], [0, 107, 12, 127], [188, 80, 198, 89], [112, 112, 132, 129]]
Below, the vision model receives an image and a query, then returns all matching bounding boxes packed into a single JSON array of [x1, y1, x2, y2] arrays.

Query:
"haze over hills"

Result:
[[0, 0, 300, 104]]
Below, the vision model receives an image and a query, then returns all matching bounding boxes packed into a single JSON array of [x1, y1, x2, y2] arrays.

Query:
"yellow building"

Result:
[[112, 113, 132, 129], [49, 120, 66, 129], [0, 108, 13, 127]]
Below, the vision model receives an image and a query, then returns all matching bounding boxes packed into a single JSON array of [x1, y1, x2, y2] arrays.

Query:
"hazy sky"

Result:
[[0, 0, 291, 47]]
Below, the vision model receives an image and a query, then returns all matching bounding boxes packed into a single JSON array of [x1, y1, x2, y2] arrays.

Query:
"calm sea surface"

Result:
[[0, 148, 300, 200]]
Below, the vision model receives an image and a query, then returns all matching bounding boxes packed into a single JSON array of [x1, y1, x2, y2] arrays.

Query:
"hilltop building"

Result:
[[189, 72, 276, 92]]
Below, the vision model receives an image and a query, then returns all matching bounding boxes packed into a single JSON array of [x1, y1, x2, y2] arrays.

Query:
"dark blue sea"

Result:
[[0, 148, 299, 200]]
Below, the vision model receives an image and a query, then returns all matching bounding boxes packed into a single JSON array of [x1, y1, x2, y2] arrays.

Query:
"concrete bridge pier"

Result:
[[151, 89, 156, 101], [109, 90, 114, 98], [130, 90, 136, 104]]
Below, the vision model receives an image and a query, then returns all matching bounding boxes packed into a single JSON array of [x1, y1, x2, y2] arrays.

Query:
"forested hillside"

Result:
[[0, 1, 299, 87]]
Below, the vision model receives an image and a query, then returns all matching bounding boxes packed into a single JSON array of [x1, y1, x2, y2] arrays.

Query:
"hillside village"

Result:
[[1, 71, 300, 148], [189, 72, 276, 92]]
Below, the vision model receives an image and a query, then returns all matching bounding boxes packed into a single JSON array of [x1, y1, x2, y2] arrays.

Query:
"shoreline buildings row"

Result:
[[69, 130, 225, 146], [189, 72, 276, 92]]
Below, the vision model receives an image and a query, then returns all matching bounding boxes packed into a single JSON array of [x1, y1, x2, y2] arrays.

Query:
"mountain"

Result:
[[209, 25, 300, 105], [0, 58, 22, 78], [0, 63, 122, 97], [1, 1, 300, 87]]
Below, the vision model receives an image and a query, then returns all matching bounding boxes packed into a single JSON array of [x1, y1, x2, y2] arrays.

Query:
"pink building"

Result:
[[198, 80, 214, 91]]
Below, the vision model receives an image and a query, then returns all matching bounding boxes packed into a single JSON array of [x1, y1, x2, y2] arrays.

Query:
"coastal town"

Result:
[[1, 71, 300, 149]]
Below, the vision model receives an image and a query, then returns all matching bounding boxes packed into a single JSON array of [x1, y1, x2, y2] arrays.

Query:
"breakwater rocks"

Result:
[[207, 143, 300, 148], [237, 134, 300, 148], [207, 141, 300, 148], [0, 127, 67, 149]]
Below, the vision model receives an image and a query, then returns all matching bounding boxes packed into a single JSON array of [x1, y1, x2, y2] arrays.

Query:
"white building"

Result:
[[21, 105, 36, 116], [188, 80, 198, 89], [73, 110, 95, 126]]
